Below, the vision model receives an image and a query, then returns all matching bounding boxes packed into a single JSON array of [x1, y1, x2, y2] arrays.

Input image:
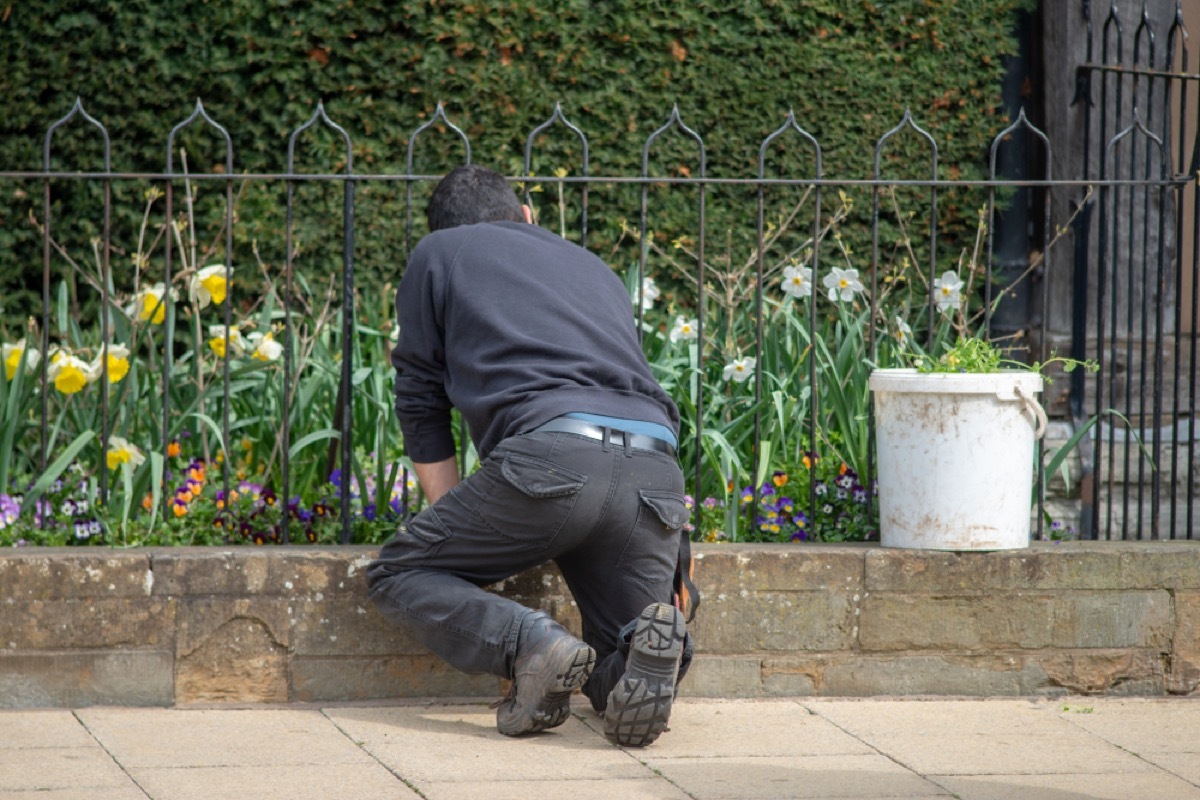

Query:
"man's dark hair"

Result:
[[427, 164, 525, 232]]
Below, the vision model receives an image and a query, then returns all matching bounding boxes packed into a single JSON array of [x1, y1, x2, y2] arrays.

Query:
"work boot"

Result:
[[604, 602, 687, 747], [495, 613, 596, 737]]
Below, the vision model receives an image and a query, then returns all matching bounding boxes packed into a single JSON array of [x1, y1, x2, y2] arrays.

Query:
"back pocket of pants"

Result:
[[616, 489, 689, 587], [474, 453, 587, 546]]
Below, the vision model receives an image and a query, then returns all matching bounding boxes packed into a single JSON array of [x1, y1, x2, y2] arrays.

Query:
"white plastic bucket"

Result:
[[868, 368, 1046, 551]]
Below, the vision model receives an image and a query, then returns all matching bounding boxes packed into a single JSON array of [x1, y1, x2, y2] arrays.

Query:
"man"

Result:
[[367, 164, 693, 747]]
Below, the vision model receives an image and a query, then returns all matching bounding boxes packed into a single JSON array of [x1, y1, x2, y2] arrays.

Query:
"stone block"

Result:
[[865, 543, 1122, 592], [1168, 590, 1200, 694], [677, 656, 762, 698], [0, 550, 152, 600], [691, 591, 857, 652], [175, 597, 293, 655], [289, 597, 426, 657], [814, 654, 1056, 697], [759, 657, 819, 696], [175, 616, 288, 704], [151, 547, 377, 597], [0, 651, 173, 707], [290, 655, 499, 701], [692, 544, 866, 594], [0, 598, 175, 650], [859, 591, 1172, 651], [1038, 649, 1166, 694]]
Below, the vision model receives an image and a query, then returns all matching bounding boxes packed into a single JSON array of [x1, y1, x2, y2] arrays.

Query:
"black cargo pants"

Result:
[[366, 427, 692, 710]]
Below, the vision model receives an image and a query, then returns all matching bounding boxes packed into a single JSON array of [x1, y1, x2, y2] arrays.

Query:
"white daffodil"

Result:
[[129, 282, 176, 325], [3, 339, 40, 381], [46, 350, 93, 395], [638, 277, 661, 311], [388, 324, 400, 344], [722, 356, 756, 383], [87, 343, 131, 384], [207, 325, 246, 358], [190, 265, 232, 308], [933, 271, 965, 313], [669, 316, 699, 343], [781, 264, 813, 299], [822, 267, 864, 303], [106, 436, 146, 471], [246, 331, 283, 362], [894, 317, 914, 347]]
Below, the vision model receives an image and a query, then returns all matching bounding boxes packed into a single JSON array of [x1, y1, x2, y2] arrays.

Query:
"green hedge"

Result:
[[0, 0, 1030, 329]]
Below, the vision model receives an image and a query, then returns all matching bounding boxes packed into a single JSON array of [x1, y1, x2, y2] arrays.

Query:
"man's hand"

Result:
[[412, 457, 460, 505]]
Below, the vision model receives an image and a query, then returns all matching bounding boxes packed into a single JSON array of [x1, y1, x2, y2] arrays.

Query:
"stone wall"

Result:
[[1, 542, 1197, 707]]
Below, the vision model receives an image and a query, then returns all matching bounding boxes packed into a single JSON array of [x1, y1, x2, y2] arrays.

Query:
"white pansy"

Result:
[[822, 267, 864, 303], [781, 265, 813, 299], [933, 271, 965, 313], [669, 316, 699, 343], [722, 356, 756, 383]]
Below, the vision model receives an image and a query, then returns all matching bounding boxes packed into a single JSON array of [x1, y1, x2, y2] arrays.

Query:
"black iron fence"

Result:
[[1, 6, 1196, 544]]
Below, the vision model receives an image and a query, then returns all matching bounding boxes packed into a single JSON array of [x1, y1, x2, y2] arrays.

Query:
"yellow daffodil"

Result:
[[46, 351, 93, 394], [105, 436, 146, 470], [129, 283, 175, 325], [246, 331, 283, 362], [207, 325, 245, 358], [88, 343, 131, 384], [2, 339, 40, 380], [191, 265, 232, 308]]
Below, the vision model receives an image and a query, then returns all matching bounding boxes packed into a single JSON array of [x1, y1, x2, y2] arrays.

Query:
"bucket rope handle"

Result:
[[1013, 384, 1047, 441]]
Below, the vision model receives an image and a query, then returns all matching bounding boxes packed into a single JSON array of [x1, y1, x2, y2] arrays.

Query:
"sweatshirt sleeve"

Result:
[[390, 241, 456, 463]]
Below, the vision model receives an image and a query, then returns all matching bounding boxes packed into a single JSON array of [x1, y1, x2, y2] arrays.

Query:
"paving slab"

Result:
[[128, 763, 415, 800], [412, 778, 692, 800], [601, 699, 875, 759], [75, 707, 375, 768], [934, 772, 1200, 800], [0, 747, 140, 794], [803, 699, 1156, 776], [643, 754, 953, 799], [0, 710, 99, 748], [325, 703, 652, 783]]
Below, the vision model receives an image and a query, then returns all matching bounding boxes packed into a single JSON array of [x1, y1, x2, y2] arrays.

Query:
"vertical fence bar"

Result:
[[990, 109, 1053, 539], [1165, 5, 1191, 539], [757, 111, 821, 538], [640, 106, 706, 515], [522, 103, 589, 245], [404, 103, 471, 494], [40, 100, 113, 507]]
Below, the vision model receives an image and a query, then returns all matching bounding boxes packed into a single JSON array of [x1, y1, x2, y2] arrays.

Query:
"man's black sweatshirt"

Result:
[[391, 221, 680, 463]]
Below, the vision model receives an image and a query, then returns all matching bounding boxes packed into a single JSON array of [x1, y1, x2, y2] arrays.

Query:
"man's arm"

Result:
[[413, 456, 459, 505]]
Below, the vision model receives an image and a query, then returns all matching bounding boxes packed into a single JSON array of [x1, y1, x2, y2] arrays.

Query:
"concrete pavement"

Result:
[[2, 697, 1199, 799]]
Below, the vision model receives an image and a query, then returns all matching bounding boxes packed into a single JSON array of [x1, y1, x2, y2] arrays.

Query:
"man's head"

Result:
[[427, 164, 529, 232]]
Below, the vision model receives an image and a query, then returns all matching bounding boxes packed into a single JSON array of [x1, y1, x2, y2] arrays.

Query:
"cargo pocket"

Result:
[[474, 453, 587, 546], [617, 489, 690, 586]]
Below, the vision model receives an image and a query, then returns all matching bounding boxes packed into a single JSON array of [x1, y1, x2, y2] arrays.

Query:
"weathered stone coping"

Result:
[[1, 541, 1197, 707]]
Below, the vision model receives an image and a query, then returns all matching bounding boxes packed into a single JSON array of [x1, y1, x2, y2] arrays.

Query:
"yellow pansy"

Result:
[[88, 344, 131, 384], [106, 436, 146, 471], [130, 283, 175, 325], [246, 331, 283, 362], [207, 325, 245, 358], [2, 339, 40, 380], [191, 265, 232, 308], [46, 351, 93, 395]]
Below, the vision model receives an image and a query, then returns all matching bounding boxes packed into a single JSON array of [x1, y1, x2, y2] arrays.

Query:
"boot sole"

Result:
[[498, 641, 595, 736], [604, 602, 686, 747]]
